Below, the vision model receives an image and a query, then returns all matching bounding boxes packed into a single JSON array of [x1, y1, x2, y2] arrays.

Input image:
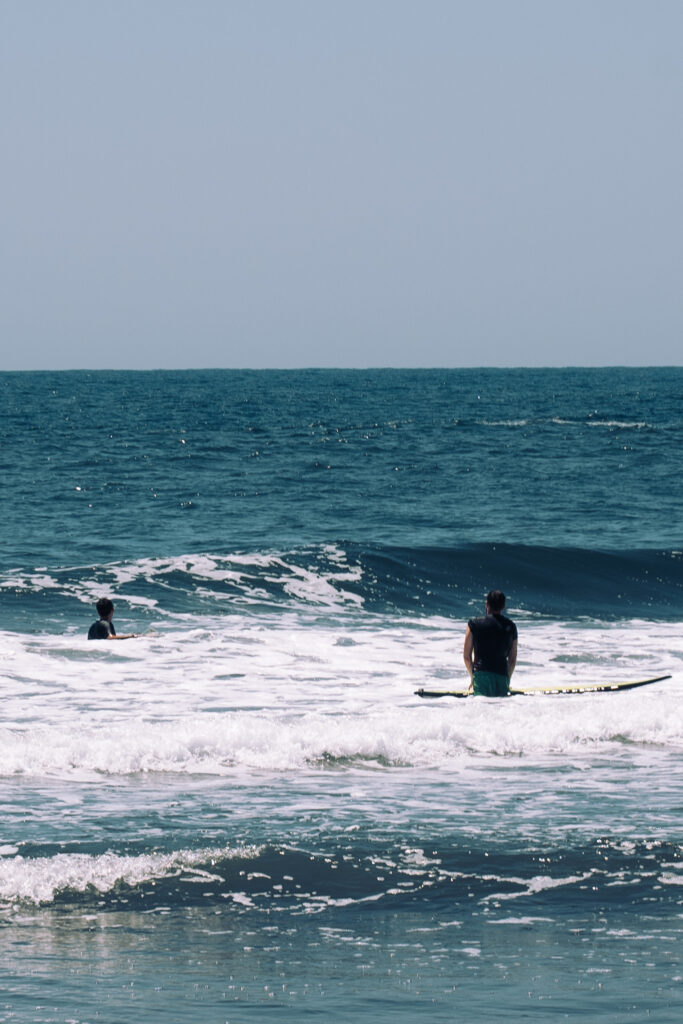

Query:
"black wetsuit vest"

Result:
[[87, 618, 115, 640], [468, 613, 517, 677]]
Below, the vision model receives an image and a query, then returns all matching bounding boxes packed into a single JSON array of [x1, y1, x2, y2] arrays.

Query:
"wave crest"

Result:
[[1, 543, 682, 628]]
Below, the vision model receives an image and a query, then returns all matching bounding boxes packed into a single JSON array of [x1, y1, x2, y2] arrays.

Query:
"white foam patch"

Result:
[[0, 616, 681, 778], [587, 420, 652, 429], [484, 872, 595, 903], [264, 557, 362, 607], [489, 917, 554, 925], [480, 420, 529, 427], [0, 573, 62, 591], [0, 546, 364, 612], [0, 844, 258, 905], [0, 697, 681, 779]]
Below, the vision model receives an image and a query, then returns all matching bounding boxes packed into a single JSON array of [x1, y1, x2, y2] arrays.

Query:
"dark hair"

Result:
[[96, 597, 114, 618], [486, 590, 506, 613]]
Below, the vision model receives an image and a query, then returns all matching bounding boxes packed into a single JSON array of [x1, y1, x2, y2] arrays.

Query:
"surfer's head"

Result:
[[486, 590, 506, 613], [96, 597, 114, 619]]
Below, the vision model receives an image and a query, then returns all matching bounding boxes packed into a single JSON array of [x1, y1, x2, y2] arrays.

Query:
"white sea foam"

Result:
[[0, 675, 680, 777], [479, 419, 529, 427], [0, 615, 680, 779], [587, 420, 652, 429], [489, 917, 555, 925], [0, 546, 364, 612], [0, 844, 257, 905]]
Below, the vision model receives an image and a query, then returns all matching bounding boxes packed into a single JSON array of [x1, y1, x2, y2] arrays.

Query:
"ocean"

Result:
[[1, 367, 681, 1023]]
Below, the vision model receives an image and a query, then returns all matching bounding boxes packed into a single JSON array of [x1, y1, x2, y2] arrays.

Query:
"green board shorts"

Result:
[[472, 670, 510, 697]]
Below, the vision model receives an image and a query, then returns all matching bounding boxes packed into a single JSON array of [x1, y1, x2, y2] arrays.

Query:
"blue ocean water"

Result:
[[1, 368, 682, 1022]]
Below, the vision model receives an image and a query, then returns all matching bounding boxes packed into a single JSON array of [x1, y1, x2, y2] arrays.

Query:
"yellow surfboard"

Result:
[[415, 675, 672, 699]]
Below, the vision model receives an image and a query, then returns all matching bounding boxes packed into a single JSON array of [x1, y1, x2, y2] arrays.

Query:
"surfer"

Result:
[[87, 598, 138, 640], [463, 590, 517, 696]]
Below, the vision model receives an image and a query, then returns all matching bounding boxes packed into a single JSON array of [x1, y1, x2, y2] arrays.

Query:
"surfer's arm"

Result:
[[507, 637, 518, 678], [463, 627, 474, 690], [106, 632, 138, 640]]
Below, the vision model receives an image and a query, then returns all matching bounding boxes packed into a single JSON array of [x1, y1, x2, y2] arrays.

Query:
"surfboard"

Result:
[[415, 675, 672, 699]]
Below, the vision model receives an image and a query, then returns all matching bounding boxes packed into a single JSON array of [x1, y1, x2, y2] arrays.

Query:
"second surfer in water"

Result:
[[463, 590, 517, 696], [87, 597, 139, 640]]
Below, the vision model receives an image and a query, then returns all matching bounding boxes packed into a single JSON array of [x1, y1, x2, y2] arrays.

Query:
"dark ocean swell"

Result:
[[353, 543, 683, 620], [3, 838, 681, 916], [1, 544, 682, 631]]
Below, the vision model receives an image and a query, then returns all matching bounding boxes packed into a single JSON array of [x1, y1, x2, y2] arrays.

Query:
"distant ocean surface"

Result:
[[1, 368, 681, 1023]]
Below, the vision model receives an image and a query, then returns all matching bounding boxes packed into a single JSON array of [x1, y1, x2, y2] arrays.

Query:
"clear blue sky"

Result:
[[2, 0, 681, 369]]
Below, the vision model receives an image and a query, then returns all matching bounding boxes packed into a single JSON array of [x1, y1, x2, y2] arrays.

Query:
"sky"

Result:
[[2, 0, 682, 369]]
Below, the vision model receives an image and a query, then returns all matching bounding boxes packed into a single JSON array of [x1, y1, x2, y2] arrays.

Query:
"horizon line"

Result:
[[2, 364, 682, 373]]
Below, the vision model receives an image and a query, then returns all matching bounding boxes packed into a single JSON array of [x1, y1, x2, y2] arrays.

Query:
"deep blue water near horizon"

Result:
[[1, 368, 682, 1023], [4, 366, 683, 565]]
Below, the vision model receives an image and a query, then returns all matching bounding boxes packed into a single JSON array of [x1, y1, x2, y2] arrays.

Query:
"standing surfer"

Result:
[[87, 597, 138, 640], [463, 590, 517, 696]]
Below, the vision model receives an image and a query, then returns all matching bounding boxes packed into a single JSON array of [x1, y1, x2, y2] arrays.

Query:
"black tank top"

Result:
[[468, 613, 517, 676]]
